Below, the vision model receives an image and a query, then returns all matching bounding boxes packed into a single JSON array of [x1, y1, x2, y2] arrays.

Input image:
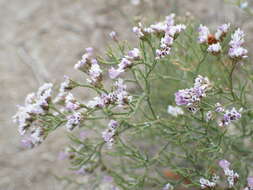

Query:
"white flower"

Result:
[[207, 43, 221, 54], [215, 23, 230, 40], [198, 25, 210, 44], [167, 105, 184, 117]]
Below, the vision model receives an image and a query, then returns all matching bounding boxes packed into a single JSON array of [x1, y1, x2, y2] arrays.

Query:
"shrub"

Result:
[[13, 13, 253, 190]]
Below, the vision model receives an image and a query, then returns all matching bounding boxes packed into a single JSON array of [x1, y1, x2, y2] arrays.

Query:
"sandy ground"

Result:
[[1, 0, 253, 189]]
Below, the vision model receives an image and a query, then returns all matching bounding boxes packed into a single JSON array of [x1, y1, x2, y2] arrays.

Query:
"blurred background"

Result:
[[1, 0, 253, 189]]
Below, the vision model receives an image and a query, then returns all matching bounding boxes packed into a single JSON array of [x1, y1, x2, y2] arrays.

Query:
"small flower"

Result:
[[199, 178, 216, 189], [127, 48, 140, 60], [247, 177, 253, 189], [167, 105, 184, 117], [163, 183, 174, 190], [65, 112, 82, 131], [150, 22, 167, 33], [87, 60, 103, 86], [207, 43, 221, 54], [215, 102, 225, 113], [198, 25, 210, 44], [102, 120, 119, 148], [215, 23, 230, 40], [219, 159, 231, 170], [108, 67, 124, 79], [132, 23, 145, 38], [219, 159, 239, 188], [74, 47, 94, 71], [21, 137, 34, 149], [219, 107, 241, 127], [109, 31, 118, 41], [229, 29, 245, 47], [65, 93, 80, 111], [228, 46, 248, 59]]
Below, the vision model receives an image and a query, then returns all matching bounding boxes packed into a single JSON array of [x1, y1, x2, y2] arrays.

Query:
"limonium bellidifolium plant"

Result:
[[13, 13, 253, 190]]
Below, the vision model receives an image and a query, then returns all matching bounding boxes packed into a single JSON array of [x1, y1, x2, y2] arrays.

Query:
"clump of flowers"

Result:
[[175, 75, 212, 112], [13, 83, 53, 147], [13, 13, 253, 190]]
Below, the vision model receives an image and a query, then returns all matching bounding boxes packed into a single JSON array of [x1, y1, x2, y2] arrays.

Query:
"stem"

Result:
[[229, 62, 237, 100]]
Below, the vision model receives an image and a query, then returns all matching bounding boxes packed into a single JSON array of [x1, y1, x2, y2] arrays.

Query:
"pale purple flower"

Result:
[[87, 96, 106, 108], [87, 60, 102, 86], [127, 48, 140, 60], [74, 48, 94, 71], [108, 120, 119, 129], [119, 58, 132, 69], [175, 75, 211, 112], [161, 35, 174, 48], [25, 93, 36, 105], [102, 120, 119, 148], [108, 67, 124, 79], [150, 22, 167, 33], [247, 177, 253, 189], [165, 14, 175, 27], [155, 47, 171, 59], [65, 112, 82, 131], [228, 46, 248, 59], [30, 127, 44, 145], [207, 43, 221, 54], [167, 105, 184, 117], [219, 107, 241, 126], [166, 24, 186, 37], [65, 93, 80, 111], [109, 31, 118, 41], [198, 25, 210, 44], [215, 23, 230, 40], [229, 28, 245, 47], [21, 137, 34, 149], [215, 102, 225, 113], [219, 159, 231, 170], [132, 24, 144, 38]]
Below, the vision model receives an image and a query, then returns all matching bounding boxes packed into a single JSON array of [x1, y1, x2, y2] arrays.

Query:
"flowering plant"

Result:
[[13, 13, 253, 190]]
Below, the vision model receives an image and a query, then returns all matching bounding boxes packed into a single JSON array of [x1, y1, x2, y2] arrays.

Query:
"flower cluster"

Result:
[[228, 28, 248, 63], [200, 160, 240, 189], [198, 23, 230, 54], [65, 112, 82, 131], [175, 75, 212, 112], [244, 177, 253, 190], [155, 14, 186, 59], [75, 47, 103, 86], [199, 176, 218, 189], [102, 120, 119, 147], [219, 159, 239, 188], [219, 107, 242, 127], [109, 48, 140, 79], [87, 78, 132, 108], [132, 14, 186, 59], [13, 83, 53, 147], [54, 75, 75, 104]]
